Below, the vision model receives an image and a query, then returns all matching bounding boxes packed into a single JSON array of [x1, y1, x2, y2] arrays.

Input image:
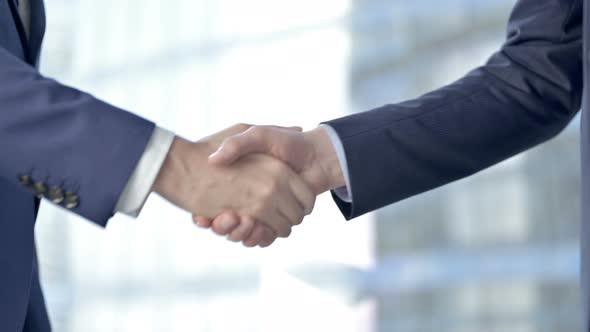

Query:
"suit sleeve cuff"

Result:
[[114, 126, 175, 217], [319, 124, 352, 203]]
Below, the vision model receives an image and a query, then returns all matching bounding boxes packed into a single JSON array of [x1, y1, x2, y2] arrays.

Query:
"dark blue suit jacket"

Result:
[[2, 0, 588, 331], [326, 0, 590, 329], [0, 0, 153, 330]]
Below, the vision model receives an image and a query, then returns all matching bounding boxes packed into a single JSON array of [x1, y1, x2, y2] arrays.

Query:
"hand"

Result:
[[210, 125, 345, 194], [194, 125, 346, 247], [152, 124, 316, 239]]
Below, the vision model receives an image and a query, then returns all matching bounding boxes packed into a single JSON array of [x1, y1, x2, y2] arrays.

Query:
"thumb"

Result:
[[208, 127, 270, 165]]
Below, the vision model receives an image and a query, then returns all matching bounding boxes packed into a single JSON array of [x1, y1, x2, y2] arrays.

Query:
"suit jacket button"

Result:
[[64, 192, 79, 209], [64, 201, 78, 209], [34, 181, 47, 195], [47, 186, 64, 204], [18, 174, 32, 186]]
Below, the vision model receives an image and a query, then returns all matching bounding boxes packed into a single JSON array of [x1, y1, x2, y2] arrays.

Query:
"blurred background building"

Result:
[[35, 0, 580, 331]]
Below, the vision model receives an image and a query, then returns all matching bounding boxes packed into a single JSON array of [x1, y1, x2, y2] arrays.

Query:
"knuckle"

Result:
[[268, 179, 281, 192], [260, 181, 278, 199], [222, 139, 239, 153], [248, 126, 267, 139], [251, 204, 266, 219], [241, 217, 255, 230], [293, 215, 304, 226], [281, 227, 292, 238], [266, 160, 286, 174], [235, 123, 252, 132]]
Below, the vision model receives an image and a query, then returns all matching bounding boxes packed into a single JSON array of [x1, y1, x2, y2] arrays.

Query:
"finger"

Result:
[[275, 186, 305, 226], [228, 216, 256, 242], [208, 126, 270, 165], [211, 212, 240, 236], [273, 213, 293, 238], [257, 207, 292, 238], [259, 227, 278, 248], [254, 165, 302, 236], [243, 224, 268, 247], [287, 173, 316, 216], [193, 215, 212, 228]]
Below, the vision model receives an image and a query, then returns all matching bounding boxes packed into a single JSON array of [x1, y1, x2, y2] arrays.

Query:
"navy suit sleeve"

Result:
[[324, 0, 583, 220], [0, 46, 155, 226]]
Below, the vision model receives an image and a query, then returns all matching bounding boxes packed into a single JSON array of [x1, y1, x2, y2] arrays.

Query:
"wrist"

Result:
[[153, 136, 209, 206], [303, 127, 345, 194], [153, 136, 188, 197]]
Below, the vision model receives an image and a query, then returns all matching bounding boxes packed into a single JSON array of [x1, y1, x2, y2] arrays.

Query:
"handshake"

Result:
[[152, 124, 346, 248]]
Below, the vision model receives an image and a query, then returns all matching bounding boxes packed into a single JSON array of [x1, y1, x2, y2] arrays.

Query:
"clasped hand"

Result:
[[153, 124, 344, 248]]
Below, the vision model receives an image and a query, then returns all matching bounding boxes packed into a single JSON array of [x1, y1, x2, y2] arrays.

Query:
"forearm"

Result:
[[323, 0, 582, 219], [0, 46, 154, 225], [301, 127, 346, 195], [324, 71, 576, 218], [152, 136, 210, 212]]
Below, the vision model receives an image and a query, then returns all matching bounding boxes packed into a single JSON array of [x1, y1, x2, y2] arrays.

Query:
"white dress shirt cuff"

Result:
[[115, 126, 175, 217], [319, 124, 352, 203]]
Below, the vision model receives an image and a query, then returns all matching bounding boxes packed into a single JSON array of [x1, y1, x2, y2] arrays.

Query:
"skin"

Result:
[[193, 125, 346, 247], [152, 124, 317, 239]]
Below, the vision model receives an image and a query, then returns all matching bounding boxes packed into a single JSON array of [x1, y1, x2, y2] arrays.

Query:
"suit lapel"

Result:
[[27, 0, 45, 65], [7, 0, 30, 61], [7, 0, 45, 66]]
